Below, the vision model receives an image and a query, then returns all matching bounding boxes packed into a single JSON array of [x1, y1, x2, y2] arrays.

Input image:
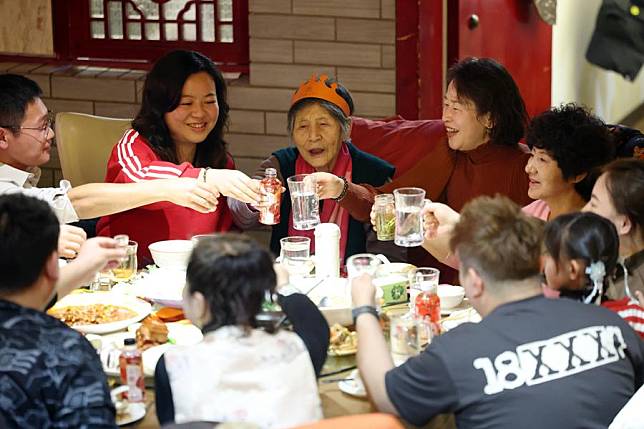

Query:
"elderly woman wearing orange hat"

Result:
[[229, 74, 394, 260]]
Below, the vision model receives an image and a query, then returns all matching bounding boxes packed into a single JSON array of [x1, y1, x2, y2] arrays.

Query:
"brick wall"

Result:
[[0, 0, 396, 187]]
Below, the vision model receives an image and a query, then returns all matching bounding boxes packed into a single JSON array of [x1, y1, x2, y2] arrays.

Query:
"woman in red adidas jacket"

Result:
[[97, 50, 260, 265]]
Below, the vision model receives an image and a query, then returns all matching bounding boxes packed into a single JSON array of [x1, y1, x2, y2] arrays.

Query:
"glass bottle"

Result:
[[374, 194, 395, 241], [259, 168, 282, 225], [119, 338, 145, 402]]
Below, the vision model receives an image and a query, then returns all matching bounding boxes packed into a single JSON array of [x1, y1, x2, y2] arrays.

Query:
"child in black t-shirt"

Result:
[[543, 211, 644, 337]]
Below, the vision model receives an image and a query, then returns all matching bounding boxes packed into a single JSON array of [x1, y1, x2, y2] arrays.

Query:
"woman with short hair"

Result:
[[229, 74, 395, 261], [154, 234, 323, 427]]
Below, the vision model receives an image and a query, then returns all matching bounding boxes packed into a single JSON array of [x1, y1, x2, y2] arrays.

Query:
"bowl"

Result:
[[438, 284, 465, 309], [148, 240, 193, 269]]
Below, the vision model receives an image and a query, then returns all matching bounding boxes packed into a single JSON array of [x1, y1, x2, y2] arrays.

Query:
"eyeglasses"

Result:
[[0, 112, 53, 140]]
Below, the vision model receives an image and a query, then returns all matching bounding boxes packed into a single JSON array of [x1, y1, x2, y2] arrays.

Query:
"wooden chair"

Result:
[[54, 112, 131, 186]]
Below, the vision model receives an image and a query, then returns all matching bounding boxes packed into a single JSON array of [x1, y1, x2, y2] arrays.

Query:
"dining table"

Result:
[[121, 304, 464, 428], [85, 270, 471, 428]]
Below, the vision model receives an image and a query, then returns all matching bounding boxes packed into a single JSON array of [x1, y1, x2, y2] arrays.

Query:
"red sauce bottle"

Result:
[[119, 338, 145, 402], [259, 168, 282, 225]]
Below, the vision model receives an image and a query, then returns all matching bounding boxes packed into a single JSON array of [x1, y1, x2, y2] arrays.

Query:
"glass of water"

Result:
[[346, 253, 382, 278], [287, 174, 320, 230], [280, 236, 314, 279], [390, 312, 423, 366], [393, 187, 426, 247]]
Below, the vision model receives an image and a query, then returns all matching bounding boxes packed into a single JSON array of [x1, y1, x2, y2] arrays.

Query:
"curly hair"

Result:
[[446, 57, 529, 147], [186, 234, 277, 333], [544, 212, 618, 292], [527, 103, 615, 200], [132, 50, 230, 168]]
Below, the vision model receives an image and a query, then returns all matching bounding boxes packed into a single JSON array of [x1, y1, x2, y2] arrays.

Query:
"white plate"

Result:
[[118, 268, 185, 308], [48, 292, 151, 334], [117, 402, 146, 426], [338, 369, 367, 399], [441, 308, 482, 332], [99, 322, 203, 377]]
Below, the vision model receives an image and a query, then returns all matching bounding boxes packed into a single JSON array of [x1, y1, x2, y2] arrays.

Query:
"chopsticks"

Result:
[[319, 365, 357, 378], [320, 377, 355, 384]]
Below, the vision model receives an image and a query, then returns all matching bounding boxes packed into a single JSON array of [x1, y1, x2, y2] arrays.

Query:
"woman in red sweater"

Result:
[[97, 50, 260, 265], [314, 57, 533, 279]]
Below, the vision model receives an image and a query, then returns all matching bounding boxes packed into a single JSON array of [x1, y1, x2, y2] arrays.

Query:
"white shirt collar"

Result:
[[0, 163, 41, 188]]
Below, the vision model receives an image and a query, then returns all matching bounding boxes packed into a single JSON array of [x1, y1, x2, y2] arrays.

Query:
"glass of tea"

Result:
[[112, 240, 138, 282]]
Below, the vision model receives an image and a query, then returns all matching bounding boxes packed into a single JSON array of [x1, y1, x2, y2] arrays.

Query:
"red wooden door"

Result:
[[450, 0, 552, 119], [397, 0, 552, 120]]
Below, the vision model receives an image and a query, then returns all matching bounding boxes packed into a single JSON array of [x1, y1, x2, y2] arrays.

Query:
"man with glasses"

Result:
[[0, 74, 221, 260]]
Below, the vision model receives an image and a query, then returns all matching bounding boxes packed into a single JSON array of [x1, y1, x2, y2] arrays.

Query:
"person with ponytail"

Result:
[[543, 211, 644, 337]]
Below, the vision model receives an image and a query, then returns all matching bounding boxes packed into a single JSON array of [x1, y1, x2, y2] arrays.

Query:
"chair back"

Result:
[[55, 112, 131, 186]]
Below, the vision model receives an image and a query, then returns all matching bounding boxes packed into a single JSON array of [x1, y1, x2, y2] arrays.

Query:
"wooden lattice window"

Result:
[[54, 0, 248, 71]]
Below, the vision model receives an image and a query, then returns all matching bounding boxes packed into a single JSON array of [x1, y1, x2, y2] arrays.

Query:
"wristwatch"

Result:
[[352, 305, 379, 324]]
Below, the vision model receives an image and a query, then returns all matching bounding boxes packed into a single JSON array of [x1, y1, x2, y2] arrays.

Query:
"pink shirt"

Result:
[[520, 200, 562, 297], [521, 199, 550, 221]]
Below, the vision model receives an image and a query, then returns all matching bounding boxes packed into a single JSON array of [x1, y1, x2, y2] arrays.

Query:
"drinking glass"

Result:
[[374, 194, 395, 241], [346, 253, 382, 278], [112, 240, 138, 282], [280, 237, 314, 278], [346, 253, 383, 306], [393, 187, 426, 247], [287, 174, 320, 230], [389, 312, 422, 366], [408, 267, 440, 311]]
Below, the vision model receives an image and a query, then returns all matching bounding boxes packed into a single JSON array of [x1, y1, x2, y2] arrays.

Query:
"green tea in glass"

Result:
[[374, 194, 395, 241]]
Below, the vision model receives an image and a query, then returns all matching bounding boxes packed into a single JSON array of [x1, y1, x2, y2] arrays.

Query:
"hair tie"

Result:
[[583, 261, 606, 305]]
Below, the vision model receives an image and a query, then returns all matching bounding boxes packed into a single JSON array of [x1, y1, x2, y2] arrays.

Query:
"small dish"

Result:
[[111, 386, 147, 426], [338, 369, 367, 399], [116, 402, 146, 426]]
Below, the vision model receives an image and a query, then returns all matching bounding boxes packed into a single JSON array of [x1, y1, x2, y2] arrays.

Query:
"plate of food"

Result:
[[328, 323, 358, 357], [95, 315, 203, 377], [111, 386, 147, 426], [47, 292, 151, 334], [338, 369, 367, 398]]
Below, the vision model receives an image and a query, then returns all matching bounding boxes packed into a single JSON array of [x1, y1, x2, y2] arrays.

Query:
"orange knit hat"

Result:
[[290, 74, 351, 117]]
